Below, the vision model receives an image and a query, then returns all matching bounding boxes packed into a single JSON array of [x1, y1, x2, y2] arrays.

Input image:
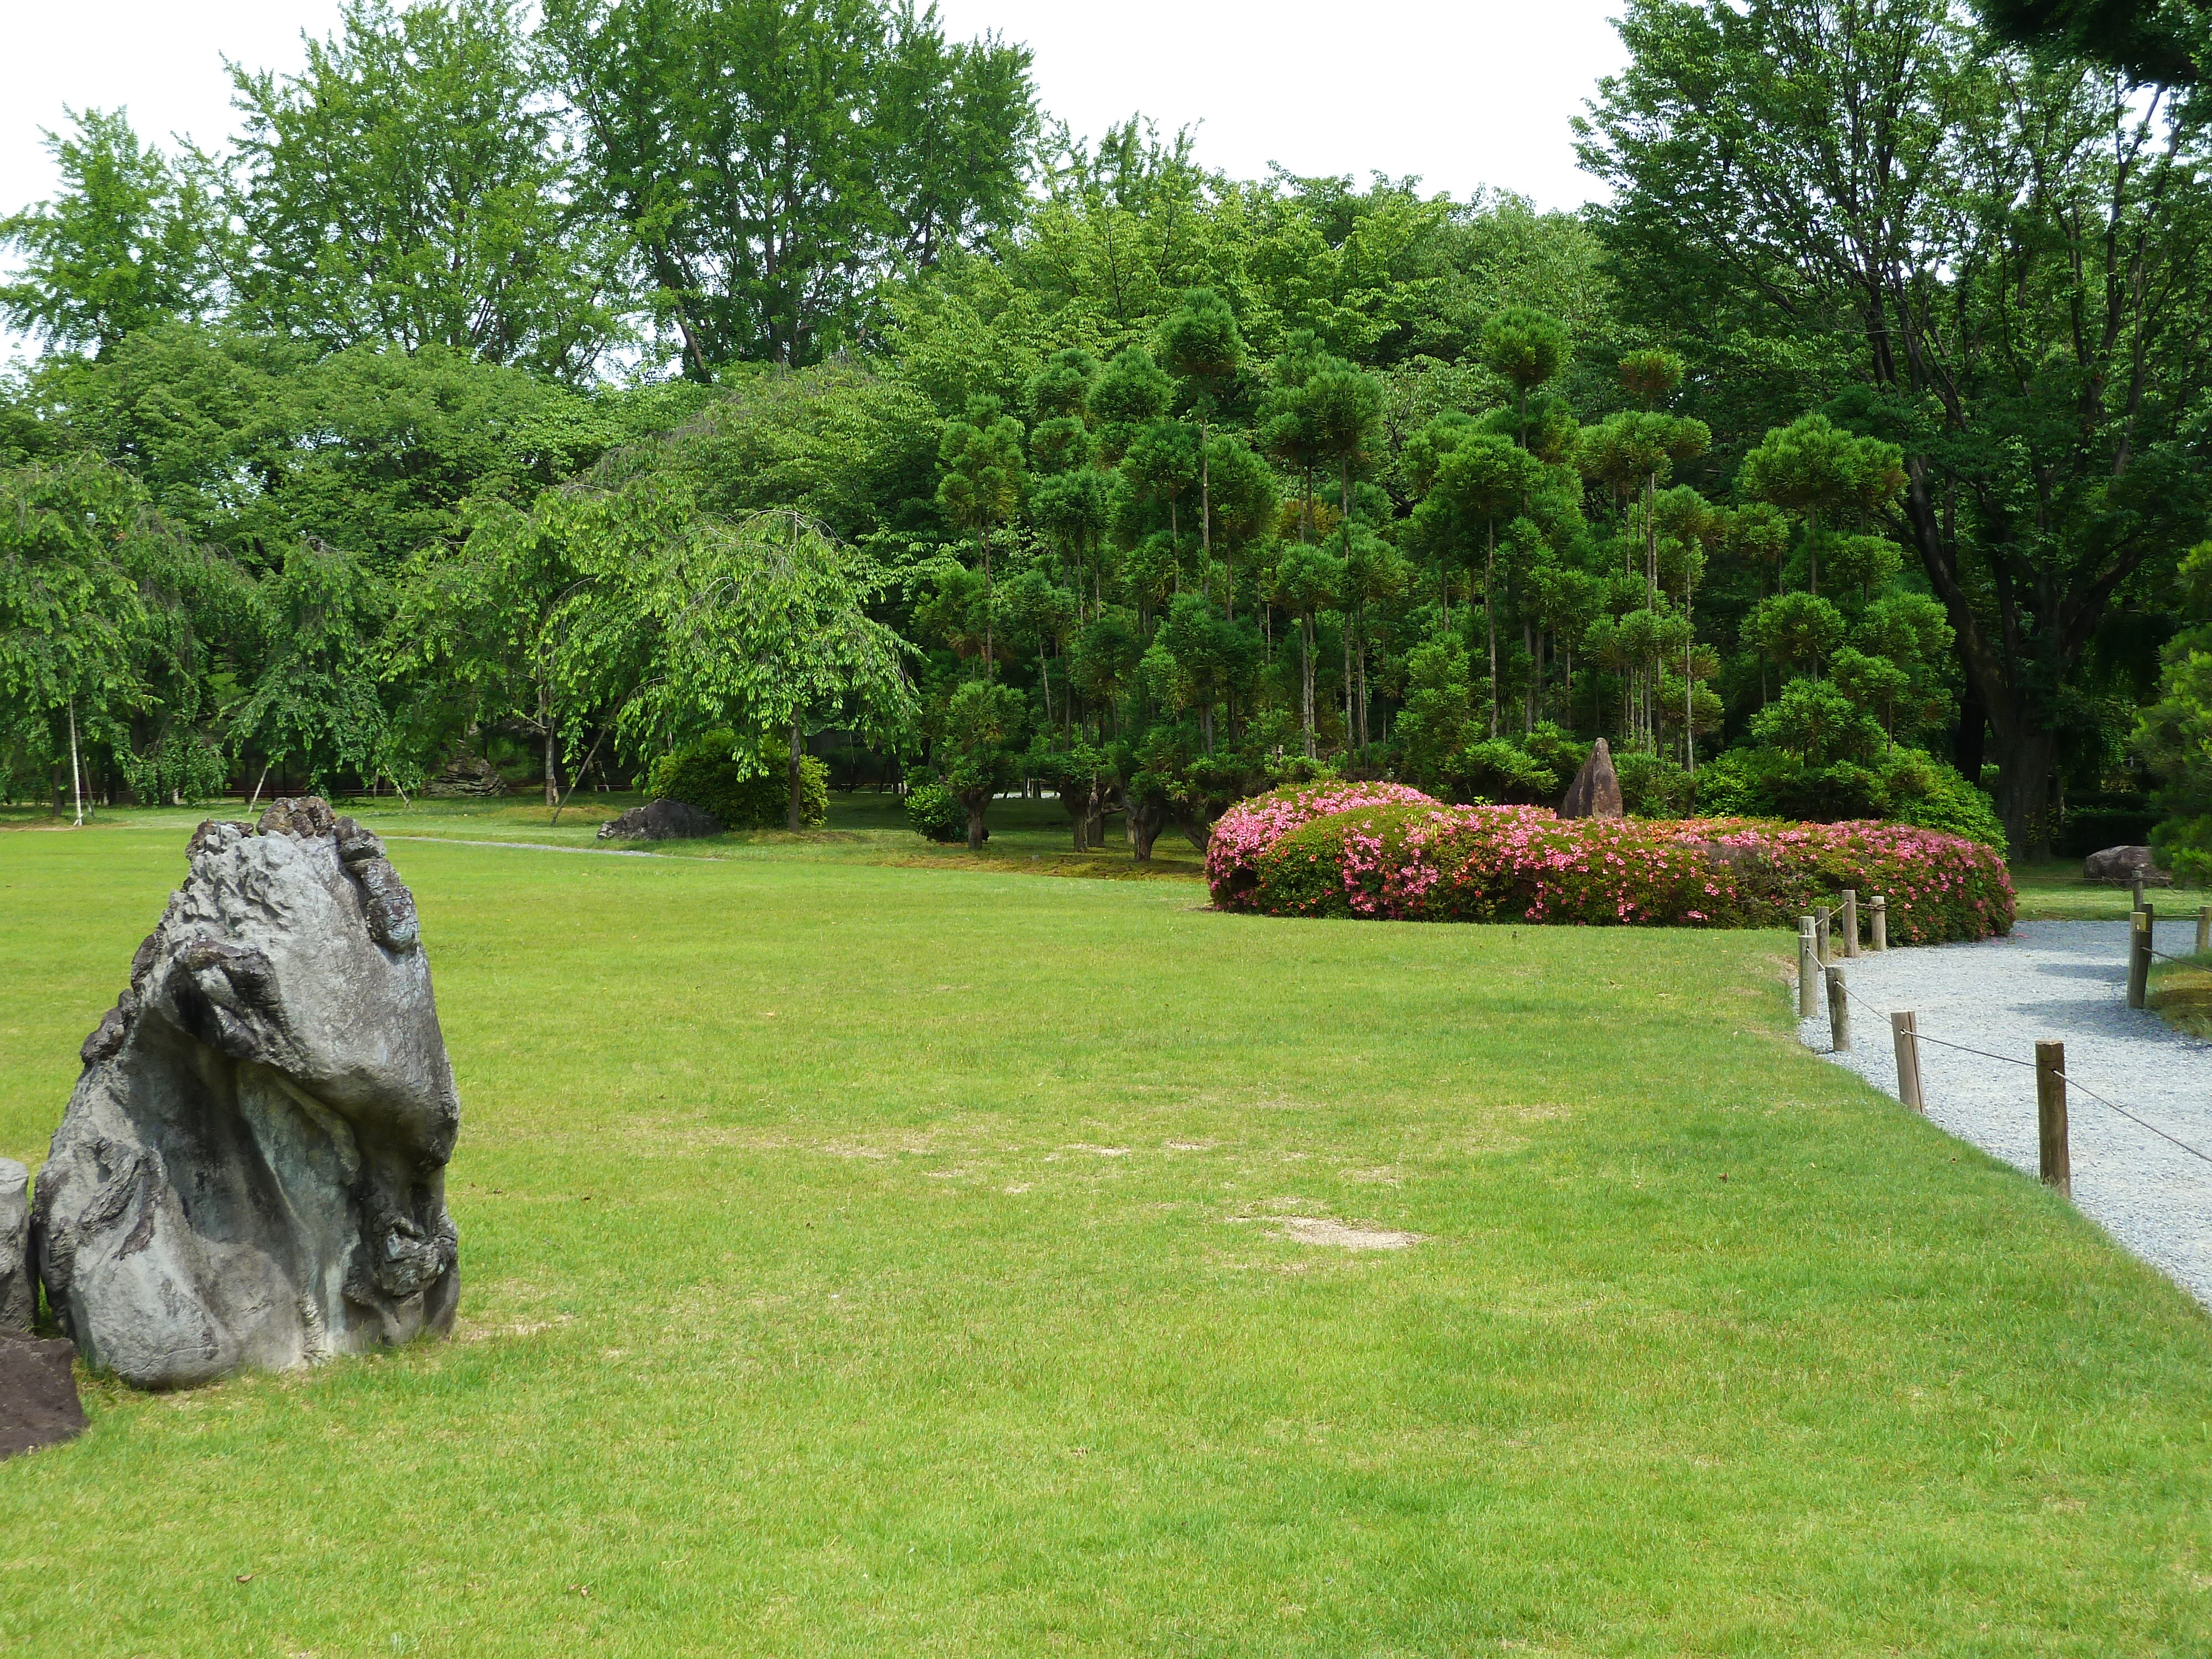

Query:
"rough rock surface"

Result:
[[0, 1331, 86, 1458], [0, 1160, 30, 1330], [423, 750, 508, 797], [2084, 844, 2171, 886], [32, 798, 461, 1390], [596, 799, 723, 841], [1559, 738, 1625, 820]]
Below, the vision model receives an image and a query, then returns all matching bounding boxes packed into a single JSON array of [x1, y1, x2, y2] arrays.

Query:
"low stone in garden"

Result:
[[0, 1159, 31, 1331], [32, 799, 462, 1390], [422, 749, 509, 797], [2083, 845, 2171, 886], [1559, 737, 1625, 820], [597, 799, 723, 841], [0, 1331, 86, 1459]]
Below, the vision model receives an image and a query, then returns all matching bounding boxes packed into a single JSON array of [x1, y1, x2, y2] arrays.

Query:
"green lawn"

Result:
[[2007, 857, 2210, 921], [4, 801, 2211, 1655]]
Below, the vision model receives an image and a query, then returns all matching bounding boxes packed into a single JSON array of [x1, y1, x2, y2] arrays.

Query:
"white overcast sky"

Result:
[[1, 0, 1627, 356]]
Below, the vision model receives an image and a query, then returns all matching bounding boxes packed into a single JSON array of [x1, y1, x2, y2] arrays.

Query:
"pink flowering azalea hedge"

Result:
[[1207, 786, 2013, 943]]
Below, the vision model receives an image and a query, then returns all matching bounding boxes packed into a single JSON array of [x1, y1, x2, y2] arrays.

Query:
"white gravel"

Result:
[[1797, 917, 2212, 1306]]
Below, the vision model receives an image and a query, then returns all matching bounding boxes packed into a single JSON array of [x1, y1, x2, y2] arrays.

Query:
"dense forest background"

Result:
[[5, 0, 2211, 865]]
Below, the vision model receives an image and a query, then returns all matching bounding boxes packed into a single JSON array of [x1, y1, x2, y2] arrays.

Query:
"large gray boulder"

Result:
[[32, 799, 461, 1390], [596, 799, 722, 841], [2084, 844, 2170, 886], [1560, 737, 1625, 820], [0, 1160, 30, 1330]]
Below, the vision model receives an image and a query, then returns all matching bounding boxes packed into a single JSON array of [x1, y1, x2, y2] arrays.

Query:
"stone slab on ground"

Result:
[[0, 1332, 86, 1459]]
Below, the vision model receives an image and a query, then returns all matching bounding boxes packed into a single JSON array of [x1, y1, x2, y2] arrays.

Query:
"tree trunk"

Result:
[[982, 528, 995, 681], [1301, 614, 1316, 758], [963, 790, 989, 851], [542, 698, 559, 810], [787, 719, 805, 832], [67, 698, 85, 826], [1954, 675, 1987, 782], [1485, 527, 1499, 740], [1992, 726, 2057, 859]]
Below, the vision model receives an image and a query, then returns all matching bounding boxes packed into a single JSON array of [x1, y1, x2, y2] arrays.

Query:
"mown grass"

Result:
[[2007, 857, 2211, 921], [3, 805, 2211, 1655], [2148, 949, 2212, 1039]]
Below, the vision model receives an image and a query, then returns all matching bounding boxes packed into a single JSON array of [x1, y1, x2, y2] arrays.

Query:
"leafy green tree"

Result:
[[1119, 419, 1200, 565], [1743, 591, 1848, 685], [1271, 543, 1342, 757], [0, 456, 155, 819], [541, 0, 1036, 374], [936, 399, 1026, 677], [1478, 306, 1567, 441], [1428, 435, 1543, 737], [230, 0, 625, 380], [1201, 434, 1279, 619], [1090, 345, 1173, 463], [937, 678, 1025, 848], [632, 506, 914, 828], [229, 541, 404, 800], [1976, 0, 2205, 83], [1157, 287, 1245, 567], [1394, 637, 1474, 790], [1751, 676, 1884, 768], [0, 109, 224, 358], [1256, 332, 1336, 541], [1737, 415, 1906, 598], [1830, 646, 1915, 749], [1583, 0, 2212, 847]]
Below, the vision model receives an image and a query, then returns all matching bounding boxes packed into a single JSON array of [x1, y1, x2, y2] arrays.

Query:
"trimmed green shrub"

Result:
[[1209, 784, 2013, 943], [1693, 744, 2006, 854], [648, 732, 828, 830], [1615, 751, 1694, 817], [904, 780, 969, 843]]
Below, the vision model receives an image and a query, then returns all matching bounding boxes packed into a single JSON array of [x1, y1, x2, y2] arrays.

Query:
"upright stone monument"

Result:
[[33, 799, 461, 1390], [1560, 737, 1625, 820]]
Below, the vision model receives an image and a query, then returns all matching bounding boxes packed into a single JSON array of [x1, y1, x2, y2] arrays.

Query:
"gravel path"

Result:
[[1798, 917, 2212, 1306]]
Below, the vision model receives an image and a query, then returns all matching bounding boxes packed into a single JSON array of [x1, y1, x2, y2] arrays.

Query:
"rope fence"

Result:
[[1797, 896, 2212, 1193]]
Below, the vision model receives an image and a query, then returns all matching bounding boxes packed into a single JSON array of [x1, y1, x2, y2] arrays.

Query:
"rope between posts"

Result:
[[1817, 974, 2212, 1171]]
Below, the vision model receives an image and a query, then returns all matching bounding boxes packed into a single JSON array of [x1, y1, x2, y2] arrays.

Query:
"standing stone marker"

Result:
[[33, 799, 461, 1390], [1559, 737, 1625, 820], [0, 1159, 31, 1331]]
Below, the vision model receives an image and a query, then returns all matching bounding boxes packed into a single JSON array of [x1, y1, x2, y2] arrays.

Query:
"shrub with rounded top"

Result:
[[649, 733, 828, 831], [1210, 784, 2012, 943]]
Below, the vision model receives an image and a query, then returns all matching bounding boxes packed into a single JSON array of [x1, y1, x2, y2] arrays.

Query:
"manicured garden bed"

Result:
[[1208, 782, 2015, 943]]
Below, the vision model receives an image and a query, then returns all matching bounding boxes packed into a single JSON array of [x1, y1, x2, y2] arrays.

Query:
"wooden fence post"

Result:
[[2198, 904, 2209, 956], [1798, 917, 1818, 1019], [2036, 1041, 2070, 1196], [2127, 910, 2152, 1010], [1871, 894, 1887, 952], [1841, 889, 1860, 958], [2132, 878, 2145, 913], [1814, 907, 1832, 967], [1891, 1011, 1923, 1111], [1826, 965, 1850, 1052]]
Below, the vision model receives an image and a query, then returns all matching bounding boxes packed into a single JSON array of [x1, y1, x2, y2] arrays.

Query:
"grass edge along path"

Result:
[[2, 824, 2210, 1655]]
